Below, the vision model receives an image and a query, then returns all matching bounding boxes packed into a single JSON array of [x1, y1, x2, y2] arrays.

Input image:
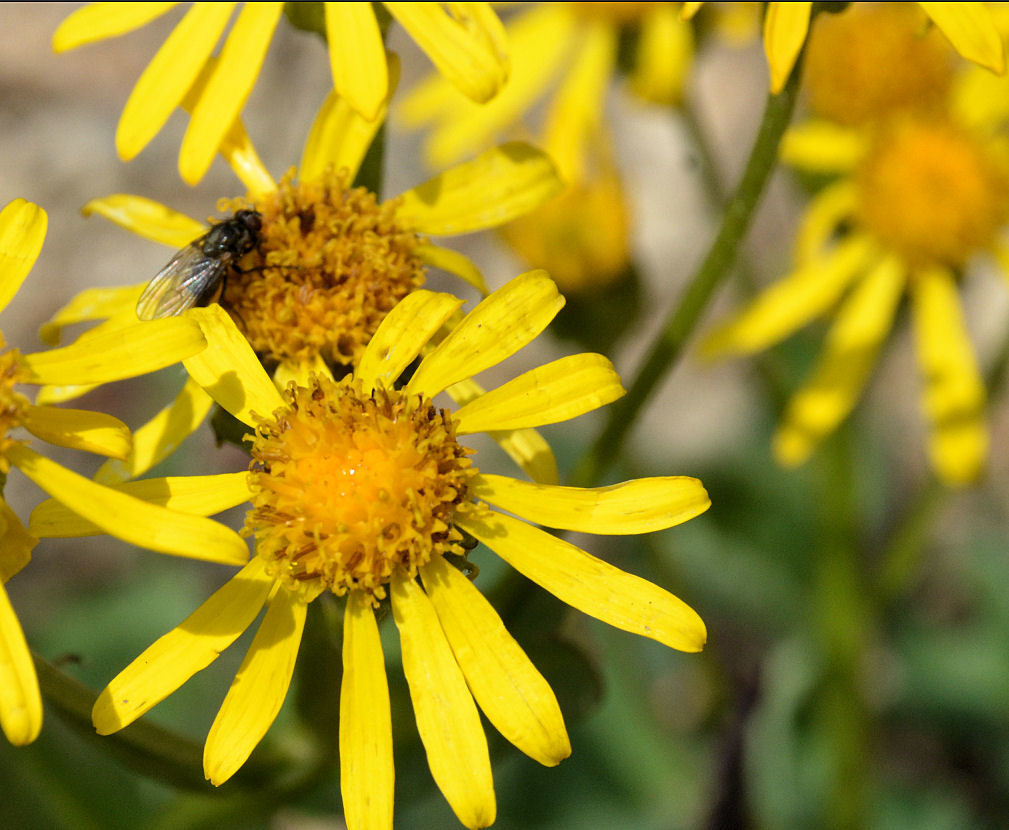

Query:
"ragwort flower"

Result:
[[52, 2, 509, 184], [0, 198, 250, 746], [32, 272, 709, 828], [42, 68, 562, 485], [683, 1, 1004, 94], [702, 68, 1009, 485]]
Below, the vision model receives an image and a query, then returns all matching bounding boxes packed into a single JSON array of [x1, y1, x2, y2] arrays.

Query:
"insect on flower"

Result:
[[136, 209, 263, 320]]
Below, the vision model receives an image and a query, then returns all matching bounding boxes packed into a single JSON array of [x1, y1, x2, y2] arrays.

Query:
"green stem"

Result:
[[572, 61, 803, 487]]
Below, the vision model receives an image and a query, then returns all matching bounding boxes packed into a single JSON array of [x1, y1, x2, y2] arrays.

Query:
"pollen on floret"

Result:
[[243, 374, 479, 604], [804, 4, 954, 126], [855, 116, 1009, 268], [219, 169, 427, 369], [0, 335, 32, 471]]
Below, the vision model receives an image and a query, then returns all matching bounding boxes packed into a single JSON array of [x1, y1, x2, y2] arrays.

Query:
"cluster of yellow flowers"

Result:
[[4, 3, 1009, 829]]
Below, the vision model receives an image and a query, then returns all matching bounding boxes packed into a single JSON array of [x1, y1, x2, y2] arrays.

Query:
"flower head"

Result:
[[33, 272, 709, 828], [702, 68, 1009, 485], [43, 73, 563, 484], [53, 2, 509, 184]]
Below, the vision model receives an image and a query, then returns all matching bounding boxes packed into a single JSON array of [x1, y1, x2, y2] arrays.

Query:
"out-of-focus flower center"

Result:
[[804, 4, 953, 126], [501, 171, 630, 292], [244, 375, 477, 603], [856, 118, 1009, 268], [221, 169, 426, 368], [571, 2, 664, 23], [0, 335, 30, 472]]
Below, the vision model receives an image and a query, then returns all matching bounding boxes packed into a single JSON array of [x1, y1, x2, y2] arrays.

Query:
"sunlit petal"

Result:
[[0, 581, 41, 746], [38, 284, 143, 347], [793, 181, 857, 265], [324, 2, 387, 122], [82, 195, 206, 248], [0, 199, 46, 316], [920, 2, 1005, 74], [52, 2, 178, 52], [415, 243, 489, 295], [780, 120, 866, 173], [22, 404, 131, 460], [0, 500, 36, 583], [764, 2, 812, 94]]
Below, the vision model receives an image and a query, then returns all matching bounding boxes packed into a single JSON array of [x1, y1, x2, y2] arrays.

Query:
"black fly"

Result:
[[136, 209, 263, 320]]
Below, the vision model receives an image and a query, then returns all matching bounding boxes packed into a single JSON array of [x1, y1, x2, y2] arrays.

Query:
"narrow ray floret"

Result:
[[32, 271, 710, 829], [0, 197, 251, 748]]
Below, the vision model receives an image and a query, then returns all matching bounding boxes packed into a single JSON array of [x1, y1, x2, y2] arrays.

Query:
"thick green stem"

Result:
[[572, 64, 802, 487]]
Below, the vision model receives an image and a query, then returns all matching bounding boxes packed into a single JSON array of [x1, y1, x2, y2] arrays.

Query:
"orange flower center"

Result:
[[221, 169, 426, 369], [804, 4, 953, 126], [855, 118, 1009, 268], [244, 375, 477, 603], [0, 335, 30, 473]]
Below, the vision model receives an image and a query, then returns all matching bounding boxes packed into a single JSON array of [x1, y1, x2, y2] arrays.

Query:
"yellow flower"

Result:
[[684, 1, 1004, 94], [32, 272, 709, 828], [52, 2, 509, 185], [702, 70, 1009, 486], [42, 66, 563, 486], [0, 197, 249, 746], [398, 2, 694, 181]]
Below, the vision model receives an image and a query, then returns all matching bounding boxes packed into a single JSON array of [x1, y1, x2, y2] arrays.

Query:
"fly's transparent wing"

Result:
[[135, 242, 226, 320]]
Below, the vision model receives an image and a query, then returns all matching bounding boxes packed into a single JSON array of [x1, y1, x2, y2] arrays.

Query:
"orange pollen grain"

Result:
[[804, 4, 953, 126], [244, 374, 477, 603], [855, 118, 1009, 268], [220, 168, 427, 368]]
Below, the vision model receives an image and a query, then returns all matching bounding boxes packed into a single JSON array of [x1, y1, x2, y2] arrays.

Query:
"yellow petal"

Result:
[[385, 2, 508, 103], [82, 194, 205, 248], [399, 4, 576, 169], [10, 445, 248, 566], [681, 2, 703, 19], [324, 2, 387, 122], [446, 378, 559, 484], [407, 271, 563, 399], [52, 2, 178, 51], [0, 500, 36, 583], [395, 143, 563, 236], [780, 121, 866, 173], [22, 316, 206, 386], [357, 290, 464, 393], [32, 473, 251, 538], [920, 2, 1005, 74], [629, 3, 692, 106], [542, 21, 616, 183], [391, 572, 496, 829], [453, 353, 624, 434], [116, 3, 236, 161], [205, 587, 306, 785], [301, 54, 399, 184], [774, 254, 905, 467], [471, 473, 710, 534], [340, 591, 394, 830], [179, 3, 284, 185], [763, 2, 812, 94], [701, 235, 875, 358], [421, 556, 570, 767], [910, 266, 987, 486], [415, 243, 489, 295], [38, 284, 143, 347], [0, 581, 41, 745], [21, 404, 131, 460], [0, 199, 46, 316], [183, 304, 286, 427], [460, 511, 707, 653], [94, 376, 215, 484], [793, 181, 857, 265], [93, 558, 272, 734]]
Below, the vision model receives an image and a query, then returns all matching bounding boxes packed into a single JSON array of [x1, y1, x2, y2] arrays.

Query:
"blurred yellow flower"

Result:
[[399, 2, 694, 181], [32, 272, 709, 829], [52, 2, 509, 184], [0, 197, 245, 746], [685, 1, 1004, 94], [42, 68, 563, 486], [703, 69, 1009, 485]]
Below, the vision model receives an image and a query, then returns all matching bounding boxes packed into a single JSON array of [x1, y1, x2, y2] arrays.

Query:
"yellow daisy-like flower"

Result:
[[52, 2, 509, 185], [702, 68, 1009, 486], [43, 65, 563, 486], [399, 2, 694, 181], [684, 1, 1004, 94], [0, 197, 253, 746], [32, 271, 709, 828]]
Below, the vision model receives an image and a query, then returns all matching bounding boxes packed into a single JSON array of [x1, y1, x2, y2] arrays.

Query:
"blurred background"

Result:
[[3, 3, 1009, 828]]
